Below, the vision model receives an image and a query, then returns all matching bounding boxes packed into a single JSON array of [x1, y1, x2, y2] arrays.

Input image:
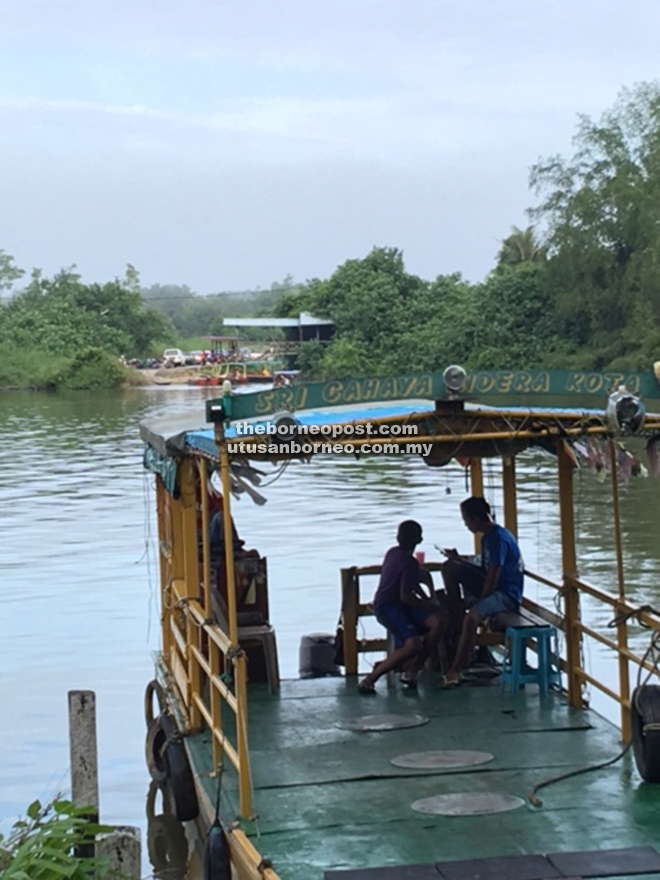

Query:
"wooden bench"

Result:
[[475, 602, 559, 648]]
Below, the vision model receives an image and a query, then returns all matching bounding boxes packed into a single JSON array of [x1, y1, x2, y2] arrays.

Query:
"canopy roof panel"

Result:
[[141, 399, 660, 466]]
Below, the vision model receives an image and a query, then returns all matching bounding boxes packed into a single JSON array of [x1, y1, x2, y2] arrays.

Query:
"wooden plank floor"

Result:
[[188, 674, 660, 880]]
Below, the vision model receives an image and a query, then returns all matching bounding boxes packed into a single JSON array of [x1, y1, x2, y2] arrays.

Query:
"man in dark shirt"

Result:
[[358, 520, 447, 693]]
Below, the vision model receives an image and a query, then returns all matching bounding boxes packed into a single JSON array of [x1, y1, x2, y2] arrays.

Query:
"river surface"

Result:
[[2, 387, 660, 877]]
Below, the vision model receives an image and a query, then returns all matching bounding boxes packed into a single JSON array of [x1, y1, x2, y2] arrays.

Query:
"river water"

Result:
[[2, 386, 660, 877]]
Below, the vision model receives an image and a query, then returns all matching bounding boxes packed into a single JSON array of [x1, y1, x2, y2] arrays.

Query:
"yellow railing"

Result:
[[155, 458, 253, 819]]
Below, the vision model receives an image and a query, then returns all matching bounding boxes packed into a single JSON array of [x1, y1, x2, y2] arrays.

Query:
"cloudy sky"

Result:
[[1, 0, 658, 294]]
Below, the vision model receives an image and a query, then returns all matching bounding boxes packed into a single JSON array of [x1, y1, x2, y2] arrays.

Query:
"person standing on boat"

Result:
[[358, 520, 447, 694], [440, 496, 523, 687]]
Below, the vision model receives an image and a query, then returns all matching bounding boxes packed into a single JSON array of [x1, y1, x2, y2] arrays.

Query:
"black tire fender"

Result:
[[145, 713, 199, 821], [145, 716, 169, 785], [164, 722, 200, 822], [144, 679, 166, 729], [631, 684, 660, 783]]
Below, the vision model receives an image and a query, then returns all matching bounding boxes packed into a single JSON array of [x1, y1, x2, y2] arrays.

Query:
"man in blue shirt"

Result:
[[440, 496, 524, 687], [358, 520, 447, 693]]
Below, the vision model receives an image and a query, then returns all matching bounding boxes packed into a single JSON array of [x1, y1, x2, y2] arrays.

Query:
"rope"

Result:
[[528, 742, 632, 808], [528, 608, 660, 807], [213, 763, 224, 822], [157, 729, 185, 760], [608, 604, 659, 629]]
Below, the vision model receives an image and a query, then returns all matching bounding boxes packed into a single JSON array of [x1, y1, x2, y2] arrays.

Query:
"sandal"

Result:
[[400, 672, 418, 690], [440, 674, 460, 689], [357, 678, 376, 694]]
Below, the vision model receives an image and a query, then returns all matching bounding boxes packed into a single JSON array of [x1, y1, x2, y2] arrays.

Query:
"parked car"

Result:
[[163, 348, 186, 367], [186, 351, 205, 365]]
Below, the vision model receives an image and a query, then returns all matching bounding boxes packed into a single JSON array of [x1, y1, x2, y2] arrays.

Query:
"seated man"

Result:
[[440, 496, 524, 687], [358, 520, 447, 693], [209, 507, 245, 567]]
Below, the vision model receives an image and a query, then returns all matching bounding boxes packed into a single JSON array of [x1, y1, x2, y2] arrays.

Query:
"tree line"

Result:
[[1, 82, 659, 388]]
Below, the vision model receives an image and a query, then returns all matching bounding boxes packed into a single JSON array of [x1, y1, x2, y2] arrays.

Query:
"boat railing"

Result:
[[155, 458, 254, 820], [341, 561, 660, 741], [523, 568, 660, 739]]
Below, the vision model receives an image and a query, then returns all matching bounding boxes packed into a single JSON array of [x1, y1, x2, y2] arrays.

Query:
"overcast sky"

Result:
[[1, 0, 658, 294]]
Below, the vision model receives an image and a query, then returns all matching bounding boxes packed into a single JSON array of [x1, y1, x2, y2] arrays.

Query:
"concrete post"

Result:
[[68, 690, 99, 857], [68, 690, 100, 817], [96, 826, 141, 879]]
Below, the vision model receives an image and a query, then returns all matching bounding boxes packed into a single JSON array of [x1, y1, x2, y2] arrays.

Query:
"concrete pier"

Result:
[[96, 826, 141, 879]]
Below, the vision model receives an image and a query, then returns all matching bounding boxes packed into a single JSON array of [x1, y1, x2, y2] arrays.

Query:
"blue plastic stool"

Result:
[[501, 625, 560, 697]]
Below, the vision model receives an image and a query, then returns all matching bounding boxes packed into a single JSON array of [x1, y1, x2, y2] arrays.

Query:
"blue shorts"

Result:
[[375, 602, 432, 648], [472, 591, 518, 621]]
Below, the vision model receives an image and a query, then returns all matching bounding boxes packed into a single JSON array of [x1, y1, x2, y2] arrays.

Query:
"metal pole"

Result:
[[216, 426, 238, 646], [180, 458, 201, 729], [215, 422, 252, 818], [502, 456, 518, 538], [200, 458, 212, 614], [609, 439, 631, 741], [557, 443, 583, 708], [96, 827, 141, 879], [341, 568, 359, 675], [469, 458, 484, 555], [68, 690, 99, 858]]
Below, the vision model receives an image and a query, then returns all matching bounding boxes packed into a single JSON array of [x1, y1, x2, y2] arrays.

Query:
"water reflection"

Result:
[[2, 387, 660, 878], [145, 781, 194, 880]]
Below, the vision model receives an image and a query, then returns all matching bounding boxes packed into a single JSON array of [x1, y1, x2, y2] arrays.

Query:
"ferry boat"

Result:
[[141, 366, 660, 880]]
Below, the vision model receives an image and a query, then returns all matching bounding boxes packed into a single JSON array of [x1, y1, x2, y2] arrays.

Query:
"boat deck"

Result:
[[189, 674, 660, 880]]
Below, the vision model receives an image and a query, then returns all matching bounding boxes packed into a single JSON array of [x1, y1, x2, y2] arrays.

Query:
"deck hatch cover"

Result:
[[336, 714, 429, 732], [411, 792, 525, 816], [391, 750, 494, 770]]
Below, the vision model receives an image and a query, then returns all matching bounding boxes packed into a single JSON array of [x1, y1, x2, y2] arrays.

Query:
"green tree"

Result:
[[530, 81, 660, 367], [289, 247, 431, 376], [0, 266, 174, 357], [496, 225, 546, 270], [471, 264, 561, 369], [0, 249, 24, 294]]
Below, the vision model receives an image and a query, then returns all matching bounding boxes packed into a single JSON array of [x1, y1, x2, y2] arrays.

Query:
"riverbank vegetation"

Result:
[[0, 798, 113, 879], [0, 264, 172, 390], [2, 83, 660, 389]]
